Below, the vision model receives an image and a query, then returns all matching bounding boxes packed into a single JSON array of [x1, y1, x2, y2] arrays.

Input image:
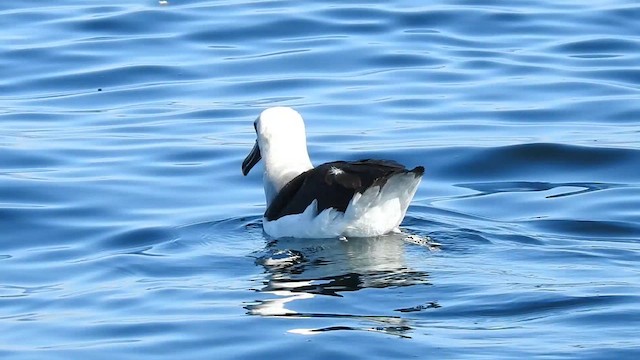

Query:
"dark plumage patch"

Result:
[[264, 159, 424, 221]]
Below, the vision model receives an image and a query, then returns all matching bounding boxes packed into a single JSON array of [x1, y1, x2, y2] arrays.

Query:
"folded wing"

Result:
[[265, 159, 423, 221]]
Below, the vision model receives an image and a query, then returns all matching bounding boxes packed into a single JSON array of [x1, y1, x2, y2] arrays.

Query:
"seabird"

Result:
[[242, 107, 424, 239]]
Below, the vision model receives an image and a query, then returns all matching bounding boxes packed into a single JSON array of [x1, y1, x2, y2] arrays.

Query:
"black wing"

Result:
[[264, 159, 424, 221]]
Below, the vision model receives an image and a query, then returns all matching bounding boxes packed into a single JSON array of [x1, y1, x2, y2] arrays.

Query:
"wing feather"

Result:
[[264, 159, 421, 221]]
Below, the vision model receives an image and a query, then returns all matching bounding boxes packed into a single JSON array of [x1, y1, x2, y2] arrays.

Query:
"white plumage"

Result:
[[242, 107, 423, 239]]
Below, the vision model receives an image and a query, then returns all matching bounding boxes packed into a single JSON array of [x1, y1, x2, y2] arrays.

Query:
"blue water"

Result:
[[2, 0, 639, 358]]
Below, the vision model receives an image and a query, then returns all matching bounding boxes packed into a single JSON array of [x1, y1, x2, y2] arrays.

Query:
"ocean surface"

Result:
[[1, 0, 639, 358]]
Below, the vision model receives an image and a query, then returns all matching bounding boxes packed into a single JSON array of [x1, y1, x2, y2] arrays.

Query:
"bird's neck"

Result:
[[262, 151, 312, 207]]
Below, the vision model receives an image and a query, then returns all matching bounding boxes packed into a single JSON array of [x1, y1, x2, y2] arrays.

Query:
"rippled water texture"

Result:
[[1, 0, 639, 358]]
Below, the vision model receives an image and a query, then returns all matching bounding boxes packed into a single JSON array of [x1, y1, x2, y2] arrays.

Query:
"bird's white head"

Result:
[[242, 107, 313, 205]]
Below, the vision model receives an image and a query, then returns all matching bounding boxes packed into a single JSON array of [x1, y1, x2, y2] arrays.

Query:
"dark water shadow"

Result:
[[245, 233, 437, 338], [452, 181, 624, 199]]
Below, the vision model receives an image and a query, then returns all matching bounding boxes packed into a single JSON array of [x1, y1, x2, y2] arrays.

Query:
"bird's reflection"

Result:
[[245, 233, 436, 337]]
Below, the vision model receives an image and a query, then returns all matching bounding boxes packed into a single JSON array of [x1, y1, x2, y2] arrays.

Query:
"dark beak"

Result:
[[242, 141, 261, 176]]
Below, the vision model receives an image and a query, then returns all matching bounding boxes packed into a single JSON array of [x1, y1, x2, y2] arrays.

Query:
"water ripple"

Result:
[[2, 0, 640, 358]]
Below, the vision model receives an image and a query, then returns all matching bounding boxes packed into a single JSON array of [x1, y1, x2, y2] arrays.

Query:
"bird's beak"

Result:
[[242, 140, 261, 176]]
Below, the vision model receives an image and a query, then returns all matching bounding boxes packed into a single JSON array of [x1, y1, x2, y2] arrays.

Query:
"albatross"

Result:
[[242, 107, 424, 239]]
